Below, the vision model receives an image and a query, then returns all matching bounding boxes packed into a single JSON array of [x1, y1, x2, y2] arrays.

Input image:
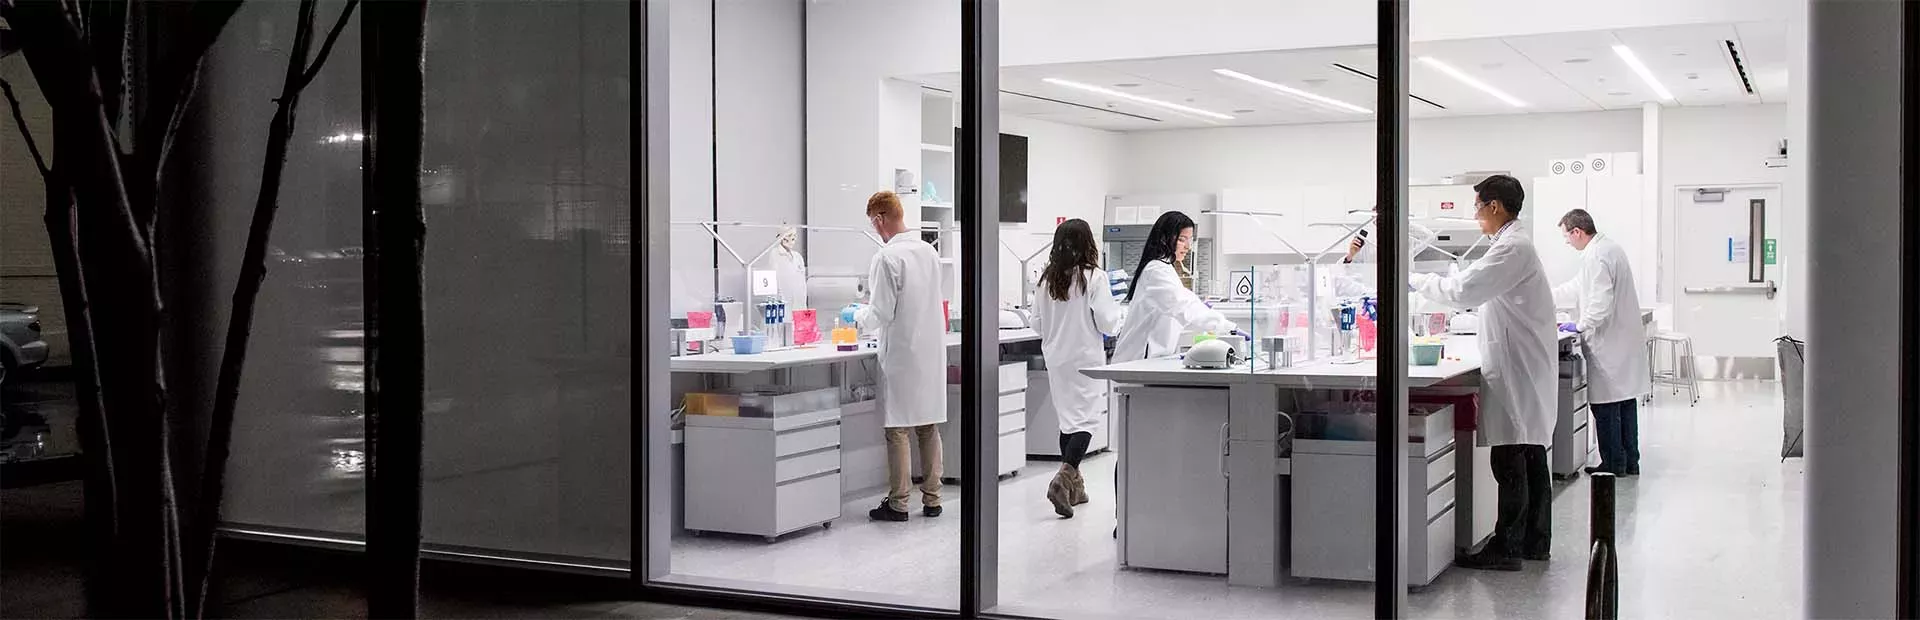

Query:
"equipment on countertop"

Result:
[[1447, 312, 1481, 335], [1000, 308, 1033, 329], [1183, 338, 1240, 370]]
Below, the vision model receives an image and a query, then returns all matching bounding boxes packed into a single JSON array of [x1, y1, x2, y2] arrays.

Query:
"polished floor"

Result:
[[669, 381, 1803, 619]]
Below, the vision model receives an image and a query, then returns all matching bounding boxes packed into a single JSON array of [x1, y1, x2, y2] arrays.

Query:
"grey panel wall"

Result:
[[714, 0, 807, 304]]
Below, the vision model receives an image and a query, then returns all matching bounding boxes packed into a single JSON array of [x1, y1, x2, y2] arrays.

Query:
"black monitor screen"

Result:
[[1000, 133, 1028, 223]]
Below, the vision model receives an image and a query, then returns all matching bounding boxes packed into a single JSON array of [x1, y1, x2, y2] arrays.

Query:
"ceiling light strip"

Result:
[[1417, 56, 1528, 108], [1041, 77, 1234, 120], [1611, 44, 1675, 101], [1212, 68, 1372, 114]]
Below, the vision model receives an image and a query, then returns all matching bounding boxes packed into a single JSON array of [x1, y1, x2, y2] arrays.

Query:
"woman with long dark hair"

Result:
[[1031, 219, 1123, 518], [1111, 211, 1235, 363]]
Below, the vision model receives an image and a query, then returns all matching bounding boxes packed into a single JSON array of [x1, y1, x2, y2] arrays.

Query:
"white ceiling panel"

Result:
[[906, 21, 1789, 132]]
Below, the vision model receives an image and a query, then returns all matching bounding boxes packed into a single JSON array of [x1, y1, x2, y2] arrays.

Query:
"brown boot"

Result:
[[1046, 466, 1074, 518], [1067, 465, 1089, 506]]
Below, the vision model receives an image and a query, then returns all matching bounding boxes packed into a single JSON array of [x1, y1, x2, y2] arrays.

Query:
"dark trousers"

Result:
[[1059, 431, 1092, 468], [1590, 399, 1641, 473], [1488, 444, 1551, 558]]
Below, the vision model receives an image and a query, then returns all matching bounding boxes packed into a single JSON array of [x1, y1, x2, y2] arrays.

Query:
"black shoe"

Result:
[[868, 502, 909, 522], [923, 505, 943, 518], [1625, 467, 1640, 476], [1457, 550, 1523, 572], [1522, 550, 1551, 562]]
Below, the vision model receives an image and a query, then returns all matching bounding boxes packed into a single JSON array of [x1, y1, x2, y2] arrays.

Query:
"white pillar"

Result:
[[1783, 1, 1810, 338], [1640, 102, 1663, 303], [1806, 0, 1901, 616]]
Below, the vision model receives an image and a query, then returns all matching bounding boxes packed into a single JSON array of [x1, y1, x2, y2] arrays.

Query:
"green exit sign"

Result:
[[1763, 239, 1778, 265]]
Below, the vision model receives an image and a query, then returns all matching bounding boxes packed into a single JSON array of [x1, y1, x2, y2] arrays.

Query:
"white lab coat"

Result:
[[1551, 234, 1651, 404], [771, 247, 808, 310], [1032, 269, 1125, 435], [856, 236, 947, 428], [1411, 222, 1557, 447], [1112, 260, 1237, 362]]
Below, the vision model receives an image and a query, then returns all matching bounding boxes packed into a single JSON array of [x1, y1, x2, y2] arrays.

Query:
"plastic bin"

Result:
[[731, 333, 768, 354], [1411, 342, 1444, 366]]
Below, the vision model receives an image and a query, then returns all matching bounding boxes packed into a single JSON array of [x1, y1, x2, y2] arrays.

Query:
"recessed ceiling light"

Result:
[[1608, 91, 1631, 96], [1673, 52, 1688, 57], [1417, 56, 1527, 108], [1303, 78, 1329, 86], [1686, 73, 1700, 80], [1612, 44, 1676, 101], [1233, 109, 1256, 114], [1564, 58, 1592, 64], [1114, 83, 1141, 88], [1212, 68, 1372, 114], [1042, 77, 1235, 120]]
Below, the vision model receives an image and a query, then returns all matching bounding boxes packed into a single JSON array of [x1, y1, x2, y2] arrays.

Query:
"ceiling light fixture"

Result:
[[1417, 56, 1527, 108], [1042, 77, 1234, 120], [1212, 68, 1372, 114], [1612, 44, 1675, 101]]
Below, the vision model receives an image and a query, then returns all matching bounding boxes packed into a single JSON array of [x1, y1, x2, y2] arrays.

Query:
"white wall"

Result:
[[715, 0, 806, 302], [668, 0, 715, 316], [999, 116, 1127, 305], [1656, 104, 1791, 314], [668, 0, 807, 315]]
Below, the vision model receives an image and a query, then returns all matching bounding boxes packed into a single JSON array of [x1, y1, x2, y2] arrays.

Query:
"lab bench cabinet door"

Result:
[[1120, 387, 1229, 575]]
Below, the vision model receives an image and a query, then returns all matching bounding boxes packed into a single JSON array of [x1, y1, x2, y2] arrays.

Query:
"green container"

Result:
[[1411, 342, 1444, 366]]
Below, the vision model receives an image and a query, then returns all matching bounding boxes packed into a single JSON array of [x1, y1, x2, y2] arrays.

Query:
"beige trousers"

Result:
[[885, 424, 943, 511]]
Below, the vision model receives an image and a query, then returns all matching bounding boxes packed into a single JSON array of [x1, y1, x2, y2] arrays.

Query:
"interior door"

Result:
[[1675, 185, 1783, 376]]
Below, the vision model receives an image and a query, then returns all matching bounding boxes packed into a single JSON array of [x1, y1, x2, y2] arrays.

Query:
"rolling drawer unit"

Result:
[[683, 391, 844, 542], [1291, 405, 1458, 587], [1553, 348, 1594, 478], [920, 362, 1028, 480]]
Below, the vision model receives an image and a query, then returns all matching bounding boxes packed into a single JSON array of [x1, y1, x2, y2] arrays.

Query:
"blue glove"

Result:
[[841, 304, 863, 325], [1231, 329, 1252, 342], [1558, 322, 1578, 333]]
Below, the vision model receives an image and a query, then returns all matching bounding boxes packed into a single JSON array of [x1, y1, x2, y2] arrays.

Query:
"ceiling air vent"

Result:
[[1723, 40, 1757, 95]]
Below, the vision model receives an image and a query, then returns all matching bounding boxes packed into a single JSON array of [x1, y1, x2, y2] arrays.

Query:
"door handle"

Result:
[[1219, 422, 1231, 480], [1683, 281, 1776, 299]]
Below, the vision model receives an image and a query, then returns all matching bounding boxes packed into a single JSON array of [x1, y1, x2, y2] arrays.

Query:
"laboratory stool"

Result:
[[1647, 331, 1699, 406]]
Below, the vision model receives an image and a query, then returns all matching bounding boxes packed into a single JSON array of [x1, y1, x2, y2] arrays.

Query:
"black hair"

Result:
[[1558, 208, 1598, 235], [1127, 211, 1196, 302], [1474, 174, 1526, 218], [1041, 219, 1101, 302]]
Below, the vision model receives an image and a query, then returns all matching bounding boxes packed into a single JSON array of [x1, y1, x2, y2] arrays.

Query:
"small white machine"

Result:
[[1000, 308, 1033, 329], [1184, 339, 1240, 370]]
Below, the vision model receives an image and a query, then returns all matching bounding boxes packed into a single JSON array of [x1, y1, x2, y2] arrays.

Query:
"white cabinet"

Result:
[[1291, 406, 1458, 586], [684, 408, 844, 541], [1116, 386, 1230, 574], [1024, 370, 1111, 457], [1531, 175, 1652, 303], [917, 362, 1029, 480]]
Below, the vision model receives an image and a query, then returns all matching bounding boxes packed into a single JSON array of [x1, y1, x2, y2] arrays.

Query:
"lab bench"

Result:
[[1553, 337, 1595, 478]]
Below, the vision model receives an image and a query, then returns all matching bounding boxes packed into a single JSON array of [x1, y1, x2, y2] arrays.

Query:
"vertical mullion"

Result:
[[638, 0, 674, 585], [959, 0, 1000, 616], [1374, 0, 1410, 617], [1897, 0, 1918, 614], [362, 1, 430, 618]]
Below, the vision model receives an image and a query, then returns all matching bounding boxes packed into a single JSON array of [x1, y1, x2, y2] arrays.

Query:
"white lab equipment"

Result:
[[770, 227, 809, 310], [1409, 221, 1558, 447], [1111, 260, 1238, 363], [1550, 233, 1652, 404], [1182, 338, 1238, 369]]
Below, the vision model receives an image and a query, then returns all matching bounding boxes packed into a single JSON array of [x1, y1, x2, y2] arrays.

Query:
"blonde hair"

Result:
[[866, 191, 903, 220]]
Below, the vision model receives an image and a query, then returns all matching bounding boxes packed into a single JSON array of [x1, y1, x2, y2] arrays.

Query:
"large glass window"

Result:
[[417, 0, 632, 567], [648, 0, 964, 610], [988, 2, 1387, 617]]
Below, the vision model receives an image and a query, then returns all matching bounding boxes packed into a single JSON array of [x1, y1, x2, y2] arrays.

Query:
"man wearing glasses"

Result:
[[1409, 175, 1559, 571]]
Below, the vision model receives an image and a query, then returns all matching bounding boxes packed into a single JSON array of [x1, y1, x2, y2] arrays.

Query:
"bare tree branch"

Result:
[[0, 78, 48, 177], [134, 0, 240, 242], [296, 0, 358, 90], [194, 1, 355, 615]]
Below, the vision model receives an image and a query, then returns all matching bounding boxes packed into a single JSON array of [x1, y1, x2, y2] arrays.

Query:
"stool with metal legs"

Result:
[[1647, 331, 1699, 406]]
